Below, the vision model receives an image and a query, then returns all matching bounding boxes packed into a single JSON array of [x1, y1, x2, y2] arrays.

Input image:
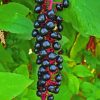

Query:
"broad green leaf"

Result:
[[67, 74, 80, 94], [0, 72, 33, 100], [0, 63, 6, 72], [80, 82, 96, 98], [0, 2, 30, 16], [70, 34, 89, 58], [59, 0, 100, 37], [0, 44, 14, 63], [14, 64, 29, 78], [73, 65, 93, 77], [11, 0, 34, 11]]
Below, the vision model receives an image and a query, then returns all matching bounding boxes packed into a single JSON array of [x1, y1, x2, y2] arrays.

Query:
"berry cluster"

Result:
[[32, 0, 69, 100]]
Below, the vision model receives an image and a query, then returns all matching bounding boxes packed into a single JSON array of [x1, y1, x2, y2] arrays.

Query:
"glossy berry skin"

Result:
[[43, 73, 50, 80], [40, 27, 48, 36], [42, 60, 50, 66], [55, 74, 62, 82], [54, 87, 59, 94], [36, 35, 44, 42], [63, 0, 69, 8], [35, 0, 44, 4], [49, 65, 57, 72], [56, 16, 63, 23], [48, 52, 57, 60], [53, 42, 61, 50], [42, 40, 51, 48], [57, 64, 63, 70], [46, 21, 55, 30], [36, 91, 42, 97], [34, 5, 42, 13], [50, 32, 58, 39], [57, 33, 62, 40], [48, 85, 55, 92], [32, 29, 39, 37], [37, 80, 46, 86], [56, 4, 63, 11], [56, 56, 63, 63], [39, 50, 47, 56], [35, 42, 41, 49], [37, 14, 46, 23], [57, 24, 63, 32], [56, 81, 61, 86], [47, 94, 54, 100], [39, 66, 46, 73], [36, 59, 42, 64], [47, 10, 55, 19], [34, 20, 40, 28]]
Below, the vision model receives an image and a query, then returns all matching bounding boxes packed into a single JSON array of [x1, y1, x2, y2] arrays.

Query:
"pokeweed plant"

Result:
[[0, 0, 100, 100]]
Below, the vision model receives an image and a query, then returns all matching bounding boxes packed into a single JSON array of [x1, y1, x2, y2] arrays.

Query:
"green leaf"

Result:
[[0, 44, 14, 63], [0, 63, 6, 72], [61, 0, 100, 37], [67, 74, 80, 94], [0, 3, 33, 37], [73, 65, 93, 77], [14, 64, 29, 78], [70, 34, 89, 58], [0, 2, 30, 16], [80, 82, 95, 97], [0, 72, 33, 100]]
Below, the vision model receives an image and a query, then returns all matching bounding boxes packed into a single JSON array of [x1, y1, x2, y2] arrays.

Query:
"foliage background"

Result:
[[0, 0, 100, 100]]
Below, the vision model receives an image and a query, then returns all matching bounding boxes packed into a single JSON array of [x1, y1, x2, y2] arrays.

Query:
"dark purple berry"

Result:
[[34, 5, 42, 13], [39, 50, 47, 56], [56, 4, 63, 11], [47, 94, 54, 100], [46, 21, 55, 30], [54, 87, 59, 94], [40, 27, 48, 36], [49, 65, 57, 72], [56, 56, 63, 63], [57, 24, 63, 32], [48, 85, 55, 92], [35, 0, 44, 4], [55, 74, 62, 82], [48, 52, 57, 60], [42, 60, 50, 66], [47, 10, 55, 19], [56, 16, 63, 23], [53, 42, 61, 50], [36, 35, 44, 42], [32, 29, 39, 37], [57, 64, 63, 70], [63, 0, 69, 8], [43, 72, 50, 80], [37, 14, 46, 23], [42, 40, 51, 48], [34, 20, 40, 28], [36, 91, 42, 97], [38, 66, 46, 73]]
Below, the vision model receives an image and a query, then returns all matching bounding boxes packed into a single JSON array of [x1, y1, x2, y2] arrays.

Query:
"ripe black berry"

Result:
[[38, 66, 46, 73], [34, 5, 42, 13], [36, 59, 42, 64], [40, 27, 48, 36], [37, 80, 46, 86], [37, 14, 46, 23], [55, 74, 62, 82], [47, 10, 55, 19], [49, 64, 57, 72], [56, 4, 63, 11], [47, 94, 54, 100], [32, 29, 39, 37], [53, 42, 61, 50], [39, 49, 47, 56], [48, 85, 55, 92], [46, 21, 55, 30], [57, 64, 63, 70], [36, 91, 42, 97], [43, 72, 50, 80], [54, 87, 59, 94], [57, 24, 63, 32], [42, 40, 51, 48], [36, 35, 44, 42], [63, 0, 69, 8], [56, 16, 63, 23], [56, 56, 63, 63], [34, 20, 40, 28], [35, 42, 41, 49], [42, 60, 50, 66], [48, 52, 57, 60], [35, 0, 44, 4]]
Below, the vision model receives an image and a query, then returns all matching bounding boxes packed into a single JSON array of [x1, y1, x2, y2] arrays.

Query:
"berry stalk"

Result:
[[32, 0, 69, 100]]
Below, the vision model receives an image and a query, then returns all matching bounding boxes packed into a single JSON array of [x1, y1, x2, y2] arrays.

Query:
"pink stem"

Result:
[[49, 0, 53, 10]]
